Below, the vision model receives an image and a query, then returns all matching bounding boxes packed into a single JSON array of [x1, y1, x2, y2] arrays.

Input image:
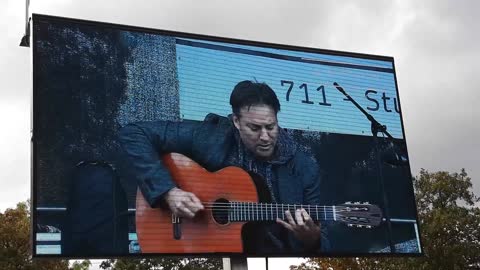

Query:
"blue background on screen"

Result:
[[176, 38, 403, 139]]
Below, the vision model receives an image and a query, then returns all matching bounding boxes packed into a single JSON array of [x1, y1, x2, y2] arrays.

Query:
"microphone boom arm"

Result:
[[333, 82, 394, 139]]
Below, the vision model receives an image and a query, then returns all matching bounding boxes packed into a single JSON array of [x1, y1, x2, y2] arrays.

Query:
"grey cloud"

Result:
[[0, 0, 30, 101], [35, 0, 333, 46], [391, 0, 480, 195], [2, 0, 478, 206]]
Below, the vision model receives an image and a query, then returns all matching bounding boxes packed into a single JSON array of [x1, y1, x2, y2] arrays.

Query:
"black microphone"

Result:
[[381, 142, 409, 166], [383, 151, 408, 166]]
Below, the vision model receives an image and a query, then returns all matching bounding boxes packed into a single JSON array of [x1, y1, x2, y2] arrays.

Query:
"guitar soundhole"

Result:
[[212, 198, 230, 225]]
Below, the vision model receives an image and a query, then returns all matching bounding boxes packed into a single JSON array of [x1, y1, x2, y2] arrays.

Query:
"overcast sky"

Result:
[[1, 0, 479, 269]]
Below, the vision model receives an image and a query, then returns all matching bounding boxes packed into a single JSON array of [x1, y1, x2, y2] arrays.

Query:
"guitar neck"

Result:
[[228, 202, 338, 222]]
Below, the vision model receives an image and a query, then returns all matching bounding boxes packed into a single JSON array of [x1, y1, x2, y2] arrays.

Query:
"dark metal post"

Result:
[[333, 82, 396, 252], [223, 257, 248, 270]]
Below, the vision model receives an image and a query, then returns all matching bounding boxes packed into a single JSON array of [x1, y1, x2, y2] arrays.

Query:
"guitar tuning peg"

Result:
[[366, 225, 372, 229], [348, 224, 353, 227], [355, 201, 360, 204], [365, 201, 370, 204], [345, 201, 352, 204]]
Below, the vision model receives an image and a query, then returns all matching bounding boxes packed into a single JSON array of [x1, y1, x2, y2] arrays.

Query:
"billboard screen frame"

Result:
[[31, 13, 423, 258]]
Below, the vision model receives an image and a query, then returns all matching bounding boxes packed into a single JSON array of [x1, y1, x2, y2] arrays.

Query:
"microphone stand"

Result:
[[333, 82, 396, 253]]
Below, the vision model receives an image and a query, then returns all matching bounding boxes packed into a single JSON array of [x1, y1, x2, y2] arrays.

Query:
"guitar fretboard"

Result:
[[226, 202, 340, 222]]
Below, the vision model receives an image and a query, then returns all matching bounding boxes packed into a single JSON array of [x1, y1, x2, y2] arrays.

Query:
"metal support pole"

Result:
[[19, 0, 31, 47], [223, 257, 248, 270]]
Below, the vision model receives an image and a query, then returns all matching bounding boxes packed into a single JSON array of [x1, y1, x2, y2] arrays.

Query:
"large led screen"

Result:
[[32, 14, 422, 257]]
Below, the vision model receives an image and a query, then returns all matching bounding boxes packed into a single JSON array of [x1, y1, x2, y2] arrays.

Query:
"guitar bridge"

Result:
[[172, 214, 182, 240]]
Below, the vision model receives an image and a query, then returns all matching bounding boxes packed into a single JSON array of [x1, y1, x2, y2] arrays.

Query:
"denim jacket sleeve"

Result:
[[283, 151, 331, 253], [118, 116, 234, 207], [118, 120, 200, 207], [303, 158, 331, 253]]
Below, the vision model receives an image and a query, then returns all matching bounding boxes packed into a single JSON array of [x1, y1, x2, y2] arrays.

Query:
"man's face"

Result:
[[233, 104, 279, 160]]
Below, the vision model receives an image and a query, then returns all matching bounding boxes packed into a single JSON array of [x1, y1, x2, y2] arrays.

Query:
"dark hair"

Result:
[[229, 80, 281, 117]]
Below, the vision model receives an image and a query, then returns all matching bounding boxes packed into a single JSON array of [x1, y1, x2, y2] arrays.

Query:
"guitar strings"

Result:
[[196, 205, 367, 222], [200, 206, 344, 212], [200, 203, 343, 209], [200, 204, 347, 211], [199, 202, 349, 209]]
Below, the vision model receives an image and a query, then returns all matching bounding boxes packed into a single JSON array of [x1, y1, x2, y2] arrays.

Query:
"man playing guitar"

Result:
[[119, 80, 330, 253]]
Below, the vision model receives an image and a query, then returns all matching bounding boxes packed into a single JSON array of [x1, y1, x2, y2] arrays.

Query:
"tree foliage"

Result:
[[0, 202, 69, 270], [100, 258, 222, 270], [291, 169, 480, 270], [71, 260, 92, 270], [0, 202, 95, 270]]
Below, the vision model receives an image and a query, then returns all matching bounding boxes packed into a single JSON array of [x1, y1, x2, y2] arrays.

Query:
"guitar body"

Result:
[[135, 153, 259, 253]]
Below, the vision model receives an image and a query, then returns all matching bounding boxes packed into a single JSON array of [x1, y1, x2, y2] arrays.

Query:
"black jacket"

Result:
[[118, 114, 330, 254]]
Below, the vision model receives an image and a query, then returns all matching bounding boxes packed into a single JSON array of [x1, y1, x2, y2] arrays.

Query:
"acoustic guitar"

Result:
[[135, 153, 382, 253]]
